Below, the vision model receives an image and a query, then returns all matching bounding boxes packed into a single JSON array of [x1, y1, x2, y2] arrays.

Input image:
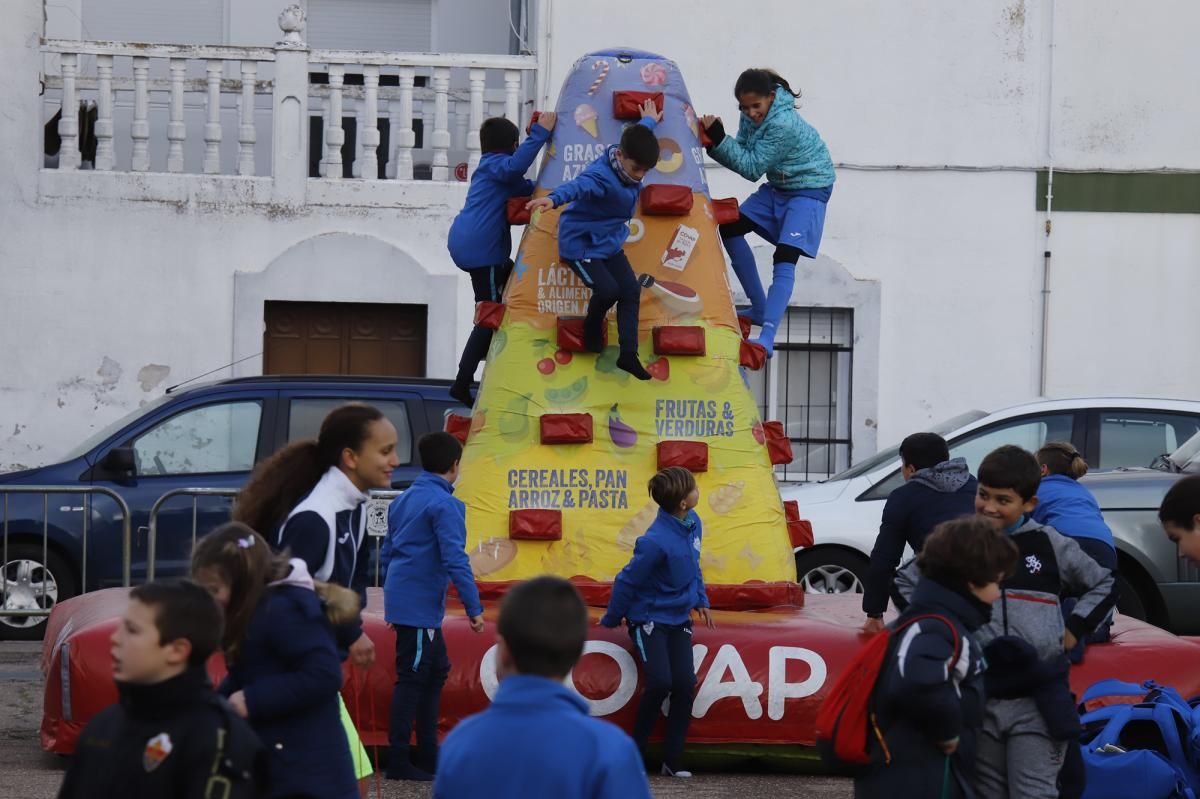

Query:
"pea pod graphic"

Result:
[[607, 403, 637, 448], [544, 376, 588, 406]]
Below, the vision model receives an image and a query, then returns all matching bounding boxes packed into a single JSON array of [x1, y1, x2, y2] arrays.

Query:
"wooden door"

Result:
[[263, 301, 427, 376]]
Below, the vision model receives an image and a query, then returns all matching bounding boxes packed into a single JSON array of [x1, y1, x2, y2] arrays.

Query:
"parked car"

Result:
[[0, 375, 468, 639], [782, 397, 1200, 631]]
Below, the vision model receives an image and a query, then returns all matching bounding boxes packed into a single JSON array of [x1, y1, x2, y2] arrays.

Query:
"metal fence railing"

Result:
[[146, 487, 241, 581], [0, 486, 132, 621], [1, 484, 405, 624]]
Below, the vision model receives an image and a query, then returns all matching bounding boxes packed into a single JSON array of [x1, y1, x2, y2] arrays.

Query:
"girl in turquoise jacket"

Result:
[[702, 69, 835, 357]]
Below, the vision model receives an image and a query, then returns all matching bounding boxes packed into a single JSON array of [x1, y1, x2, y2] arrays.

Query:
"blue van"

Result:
[[0, 375, 466, 638]]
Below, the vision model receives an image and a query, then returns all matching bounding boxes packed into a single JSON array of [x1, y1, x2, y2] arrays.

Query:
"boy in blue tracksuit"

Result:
[[381, 432, 485, 781], [527, 99, 662, 381], [434, 577, 652, 799], [447, 113, 557, 406], [600, 466, 714, 777]]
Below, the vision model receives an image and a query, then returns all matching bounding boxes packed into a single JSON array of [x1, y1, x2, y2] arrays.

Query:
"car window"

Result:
[[951, 414, 1075, 475], [132, 401, 263, 476], [860, 414, 1074, 501], [287, 398, 413, 465], [1098, 411, 1200, 470], [828, 409, 989, 482]]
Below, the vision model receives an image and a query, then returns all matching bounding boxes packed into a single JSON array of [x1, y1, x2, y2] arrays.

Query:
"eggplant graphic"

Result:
[[607, 403, 637, 448]]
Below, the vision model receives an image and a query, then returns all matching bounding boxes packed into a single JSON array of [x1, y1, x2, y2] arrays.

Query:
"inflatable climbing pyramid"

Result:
[[455, 48, 800, 594]]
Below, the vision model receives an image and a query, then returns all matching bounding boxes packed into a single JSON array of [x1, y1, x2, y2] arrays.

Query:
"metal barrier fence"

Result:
[[147, 487, 405, 584], [146, 487, 241, 581], [1, 484, 403, 623], [0, 486, 132, 621]]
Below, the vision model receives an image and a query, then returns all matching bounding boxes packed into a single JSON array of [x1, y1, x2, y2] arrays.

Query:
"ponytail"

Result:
[[191, 522, 291, 663], [234, 441, 325, 541], [1037, 442, 1089, 480], [233, 403, 386, 539], [734, 68, 801, 102]]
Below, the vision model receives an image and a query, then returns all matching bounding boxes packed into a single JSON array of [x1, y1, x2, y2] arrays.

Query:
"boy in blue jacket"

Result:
[[381, 432, 485, 781], [434, 577, 652, 799], [448, 112, 556, 406], [600, 466, 715, 777], [527, 99, 662, 380]]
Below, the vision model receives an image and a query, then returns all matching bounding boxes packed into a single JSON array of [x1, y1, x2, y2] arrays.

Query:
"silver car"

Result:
[[1082, 438, 1200, 634]]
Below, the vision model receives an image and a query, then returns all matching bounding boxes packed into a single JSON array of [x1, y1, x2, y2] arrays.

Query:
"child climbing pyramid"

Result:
[[453, 48, 804, 593]]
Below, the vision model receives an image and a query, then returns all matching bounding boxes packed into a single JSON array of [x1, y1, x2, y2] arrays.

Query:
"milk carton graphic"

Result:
[[661, 224, 699, 271]]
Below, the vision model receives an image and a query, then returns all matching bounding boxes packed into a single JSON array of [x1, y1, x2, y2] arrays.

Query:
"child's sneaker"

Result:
[[660, 764, 692, 778]]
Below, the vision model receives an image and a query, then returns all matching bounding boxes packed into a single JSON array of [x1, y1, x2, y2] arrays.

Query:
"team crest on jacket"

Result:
[[143, 732, 173, 772], [1025, 554, 1043, 574]]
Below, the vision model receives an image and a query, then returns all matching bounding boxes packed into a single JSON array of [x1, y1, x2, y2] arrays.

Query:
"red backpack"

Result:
[[815, 614, 961, 767]]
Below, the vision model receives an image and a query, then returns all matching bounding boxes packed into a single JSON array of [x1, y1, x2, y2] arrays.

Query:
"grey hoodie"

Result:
[[909, 457, 973, 493], [897, 517, 1117, 661]]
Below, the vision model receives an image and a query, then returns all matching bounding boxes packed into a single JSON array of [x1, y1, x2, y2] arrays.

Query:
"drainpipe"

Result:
[[533, 0, 553, 110], [1039, 0, 1056, 398]]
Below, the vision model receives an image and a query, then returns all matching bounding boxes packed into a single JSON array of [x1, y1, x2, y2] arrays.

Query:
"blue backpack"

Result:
[[1078, 679, 1200, 799]]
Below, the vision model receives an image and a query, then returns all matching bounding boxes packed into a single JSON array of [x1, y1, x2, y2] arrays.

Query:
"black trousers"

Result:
[[388, 625, 451, 773], [563, 253, 641, 354], [629, 621, 696, 771], [455, 260, 513, 382]]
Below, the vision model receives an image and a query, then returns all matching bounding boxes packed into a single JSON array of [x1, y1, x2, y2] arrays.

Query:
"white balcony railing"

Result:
[[39, 5, 539, 205]]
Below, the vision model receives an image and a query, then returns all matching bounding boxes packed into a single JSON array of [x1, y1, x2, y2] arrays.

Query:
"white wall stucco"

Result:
[[3, 0, 1199, 471]]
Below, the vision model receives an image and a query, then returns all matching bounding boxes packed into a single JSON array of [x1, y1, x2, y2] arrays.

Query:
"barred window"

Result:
[[742, 308, 853, 481]]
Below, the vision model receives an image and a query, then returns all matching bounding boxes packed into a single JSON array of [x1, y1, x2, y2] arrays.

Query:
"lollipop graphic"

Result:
[[574, 103, 599, 138], [640, 62, 667, 86]]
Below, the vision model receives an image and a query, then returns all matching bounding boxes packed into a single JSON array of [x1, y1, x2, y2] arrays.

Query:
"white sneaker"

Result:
[[660, 764, 692, 778]]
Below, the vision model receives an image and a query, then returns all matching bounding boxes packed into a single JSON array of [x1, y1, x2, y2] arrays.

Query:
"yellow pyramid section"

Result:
[[456, 61, 795, 587]]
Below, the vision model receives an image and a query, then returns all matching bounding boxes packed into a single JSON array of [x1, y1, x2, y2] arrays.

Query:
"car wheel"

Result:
[[0, 543, 77, 640], [1114, 571, 1148, 622], [795, 549, 867, 595]]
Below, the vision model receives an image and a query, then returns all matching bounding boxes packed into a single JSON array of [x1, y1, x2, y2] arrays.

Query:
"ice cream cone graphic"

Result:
[[574, 103, 599, 138]]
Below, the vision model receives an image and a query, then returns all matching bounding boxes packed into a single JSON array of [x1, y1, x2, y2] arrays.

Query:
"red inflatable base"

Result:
[[41, 588, 1200, 755]]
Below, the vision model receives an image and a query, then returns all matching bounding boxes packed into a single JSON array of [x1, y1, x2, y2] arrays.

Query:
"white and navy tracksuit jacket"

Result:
[[278, 466, 370, 651]]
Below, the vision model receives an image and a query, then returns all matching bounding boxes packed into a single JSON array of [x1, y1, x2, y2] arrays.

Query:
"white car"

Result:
[[782, 397, 1200, 603]]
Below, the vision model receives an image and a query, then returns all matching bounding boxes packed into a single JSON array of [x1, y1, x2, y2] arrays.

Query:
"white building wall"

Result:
[[541, 0, 1200, 442], [3, 0, 1199, 471]]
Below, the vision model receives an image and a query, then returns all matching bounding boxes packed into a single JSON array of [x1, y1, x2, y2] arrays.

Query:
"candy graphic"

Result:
[[574, 103, 599, 138], [655, 138, 684, 173], [640, 62, 667, 86], [588, 60, 610, 95], [661, 224, 700, 271], [708, 481, 745, 514], [607, 403, 637, 448], [469, 537, 517, 576]]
